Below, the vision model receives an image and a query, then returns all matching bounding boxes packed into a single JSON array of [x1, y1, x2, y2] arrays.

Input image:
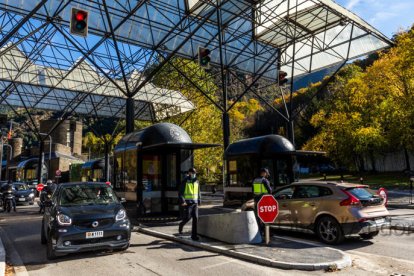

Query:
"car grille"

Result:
[[70, 236, 125, 245], [74, 218, 114, 229]]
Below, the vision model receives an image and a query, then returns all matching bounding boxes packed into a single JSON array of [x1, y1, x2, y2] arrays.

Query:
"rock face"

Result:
[[197, 211, 262, 244]]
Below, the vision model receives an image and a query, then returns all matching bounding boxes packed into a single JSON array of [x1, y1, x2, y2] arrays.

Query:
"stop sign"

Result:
[[37, 183, 45, 192], [378, 188, 388, 206], [257, 195, 279, 224]]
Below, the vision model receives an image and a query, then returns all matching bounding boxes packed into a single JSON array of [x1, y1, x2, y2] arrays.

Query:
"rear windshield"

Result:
[[347, 187, 375, 200], [59, 184, 119, 206]]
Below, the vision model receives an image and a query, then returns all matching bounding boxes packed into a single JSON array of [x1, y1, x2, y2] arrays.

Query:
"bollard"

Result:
[[410, 177, 413, 204]]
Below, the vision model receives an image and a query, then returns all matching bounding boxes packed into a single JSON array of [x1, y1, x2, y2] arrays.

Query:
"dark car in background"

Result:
[[27, 179, 39, 196], [41, 182, 131, 259], [13, 183, 35, 205]]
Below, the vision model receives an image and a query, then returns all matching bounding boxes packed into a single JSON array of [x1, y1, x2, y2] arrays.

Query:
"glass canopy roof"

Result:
[[0, 0, 392, 120]]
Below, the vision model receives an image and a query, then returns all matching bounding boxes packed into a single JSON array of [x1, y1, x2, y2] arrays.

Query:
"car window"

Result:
[[59, 184, 119, 206], [346, 187, 375, 200], [292, 185, 333, 198], [274, 187, 294, 200]]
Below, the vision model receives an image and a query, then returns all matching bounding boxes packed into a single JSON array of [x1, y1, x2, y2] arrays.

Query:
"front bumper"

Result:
[[51, 219, 131, 254], [15, 196, 34, 205], [342, 217, 391, 235]]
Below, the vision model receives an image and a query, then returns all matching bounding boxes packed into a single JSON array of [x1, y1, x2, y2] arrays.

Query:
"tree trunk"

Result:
[[404, 147, 411, 172]]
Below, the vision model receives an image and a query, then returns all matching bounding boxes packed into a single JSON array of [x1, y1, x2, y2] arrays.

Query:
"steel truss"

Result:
[[0, 0, 392, 182]]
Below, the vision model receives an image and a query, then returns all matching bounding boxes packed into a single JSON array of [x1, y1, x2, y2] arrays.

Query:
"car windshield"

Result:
[[14, 184, 29, 191], [59, 184, 118, 206], [347, 187, 375, 200]]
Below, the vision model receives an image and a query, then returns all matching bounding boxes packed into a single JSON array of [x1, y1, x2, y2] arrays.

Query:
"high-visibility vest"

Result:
[[183, 180, 199, 201], [253, 178, 268, 195]]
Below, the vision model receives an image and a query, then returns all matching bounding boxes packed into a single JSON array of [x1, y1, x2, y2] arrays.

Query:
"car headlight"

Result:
[[57, 214, 72, 226], [29, 193, 35, 198], [115, 209, 126, 221]]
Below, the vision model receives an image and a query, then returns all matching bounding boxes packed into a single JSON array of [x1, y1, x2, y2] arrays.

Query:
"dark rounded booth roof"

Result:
[[82, 159, 106, 170], [115, 123, 219, 152], [225, 135, 296, 158]]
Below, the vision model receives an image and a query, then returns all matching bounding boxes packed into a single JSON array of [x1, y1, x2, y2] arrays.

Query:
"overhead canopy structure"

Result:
[[0, 0, 392, 142], [0, 43, 194, 120]]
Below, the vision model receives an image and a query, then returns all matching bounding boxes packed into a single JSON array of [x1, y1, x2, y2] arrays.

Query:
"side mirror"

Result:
[[120, 197, 126, 203]]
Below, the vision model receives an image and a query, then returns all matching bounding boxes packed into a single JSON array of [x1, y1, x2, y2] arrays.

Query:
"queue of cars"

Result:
[[242, 181, 391, 244], [0, 181, 35, 207]]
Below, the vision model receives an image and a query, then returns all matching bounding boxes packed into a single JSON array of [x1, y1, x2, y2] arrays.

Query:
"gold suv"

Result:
[[242, 181, 390, 244]]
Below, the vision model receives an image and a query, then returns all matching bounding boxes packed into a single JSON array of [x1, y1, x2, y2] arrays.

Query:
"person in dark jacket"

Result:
[[252, 168, 272, 196], [252, 168, 272, 236], [178, 168, 200, 241]]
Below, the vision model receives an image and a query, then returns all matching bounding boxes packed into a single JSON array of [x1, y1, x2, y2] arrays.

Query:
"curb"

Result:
[[137, 227, 352, 271], [0, 236, 5, 276], [390, 225, 414, 232]]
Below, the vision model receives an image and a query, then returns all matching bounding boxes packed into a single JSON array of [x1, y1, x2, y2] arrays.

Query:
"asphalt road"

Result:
[[0, 205, 308, 276], [1, 204, 414, 276]]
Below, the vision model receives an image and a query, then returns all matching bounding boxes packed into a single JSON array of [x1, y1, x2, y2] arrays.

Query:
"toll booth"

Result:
[[81, 159, 107, 182], [113, 123, 219, 217], [16, 158, 47, 183], [223, 135, 296, 206]]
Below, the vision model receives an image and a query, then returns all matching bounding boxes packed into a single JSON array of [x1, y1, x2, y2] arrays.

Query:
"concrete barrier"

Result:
[[197, 211, 262, 244]]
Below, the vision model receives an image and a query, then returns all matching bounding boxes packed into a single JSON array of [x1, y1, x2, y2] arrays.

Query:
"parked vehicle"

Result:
[[41, 182, 131, 260], [242, 181, 390, 244], [12, 183, 35, 205]]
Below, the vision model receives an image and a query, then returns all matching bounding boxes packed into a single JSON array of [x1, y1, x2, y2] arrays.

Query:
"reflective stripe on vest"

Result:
[[253, 178, 268, 195], [183, 180, 199, 200]]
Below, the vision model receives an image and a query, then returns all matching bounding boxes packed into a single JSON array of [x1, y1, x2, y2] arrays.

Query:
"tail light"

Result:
[[340, 189, 361, 206]]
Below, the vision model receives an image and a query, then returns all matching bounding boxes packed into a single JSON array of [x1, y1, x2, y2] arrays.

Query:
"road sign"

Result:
[[37, 183, 45, 192], [378, 188, 388, 206], [257, 195, 279, 224], [55, 169, 61, 177]]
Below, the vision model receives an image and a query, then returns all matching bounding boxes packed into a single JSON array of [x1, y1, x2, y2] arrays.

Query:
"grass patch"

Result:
[[299, 172, 411, 190]]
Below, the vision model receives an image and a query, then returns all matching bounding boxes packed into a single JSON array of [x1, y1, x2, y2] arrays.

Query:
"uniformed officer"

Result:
[[178, 168, 200, 241], [252, 168, 272, 196]]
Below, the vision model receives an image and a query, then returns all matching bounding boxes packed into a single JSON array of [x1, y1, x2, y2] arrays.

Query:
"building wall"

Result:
[[39, 119, 83, 156], [362, 150, 414, 172]]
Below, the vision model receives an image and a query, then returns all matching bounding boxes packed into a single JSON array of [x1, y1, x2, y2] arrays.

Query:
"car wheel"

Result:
[[359, 231, 379, 240], [316, 216, 344, 245], [41, 222, 47, 245], [46, 235, 57, 260]]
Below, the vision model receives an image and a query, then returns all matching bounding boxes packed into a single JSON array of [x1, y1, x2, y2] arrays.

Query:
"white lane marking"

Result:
[[347, 250, 414, 265], [201, 259, 238, 270]]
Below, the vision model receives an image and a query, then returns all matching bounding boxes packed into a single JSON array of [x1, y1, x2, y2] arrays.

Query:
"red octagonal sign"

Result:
[[257, 195, 279, 224]]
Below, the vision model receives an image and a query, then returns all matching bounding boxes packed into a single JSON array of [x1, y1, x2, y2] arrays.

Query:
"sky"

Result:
[[335, 0, 414, 38]]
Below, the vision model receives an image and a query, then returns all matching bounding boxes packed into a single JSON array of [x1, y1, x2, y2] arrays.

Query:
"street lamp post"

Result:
[[0, 139, 13, 183], [39, 133, 52, 180]]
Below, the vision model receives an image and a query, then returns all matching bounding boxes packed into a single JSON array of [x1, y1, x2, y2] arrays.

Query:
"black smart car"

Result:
[[41, 182, 131, 259]]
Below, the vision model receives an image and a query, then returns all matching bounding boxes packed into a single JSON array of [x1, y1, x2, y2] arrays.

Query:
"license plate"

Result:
[[18, 198, 26, 202], [86, 231, 104, 239], [375, 218, 385, 224]]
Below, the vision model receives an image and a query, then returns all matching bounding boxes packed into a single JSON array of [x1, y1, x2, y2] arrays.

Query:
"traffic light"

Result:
[[278, 70, 288, 85], [198, 47, 211, 69], [70, 8, 89, 37]]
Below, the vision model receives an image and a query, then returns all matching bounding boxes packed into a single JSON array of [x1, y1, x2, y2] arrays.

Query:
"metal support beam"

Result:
[[126, 96, 135, 134], [0, 0, 48, 48]]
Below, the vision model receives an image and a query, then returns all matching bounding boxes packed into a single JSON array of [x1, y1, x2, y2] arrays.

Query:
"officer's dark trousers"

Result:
[[179, 203, 198, 239]]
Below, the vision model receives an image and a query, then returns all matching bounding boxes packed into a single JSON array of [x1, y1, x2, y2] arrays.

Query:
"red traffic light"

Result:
[[278, 70, 288, 85], [70, 8, 89, 37], [75, 10, 87, 21]]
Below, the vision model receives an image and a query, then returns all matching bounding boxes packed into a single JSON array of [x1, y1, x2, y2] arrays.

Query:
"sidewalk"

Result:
[[137, 220, 351, 271], [388, 208, 414, 231]]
